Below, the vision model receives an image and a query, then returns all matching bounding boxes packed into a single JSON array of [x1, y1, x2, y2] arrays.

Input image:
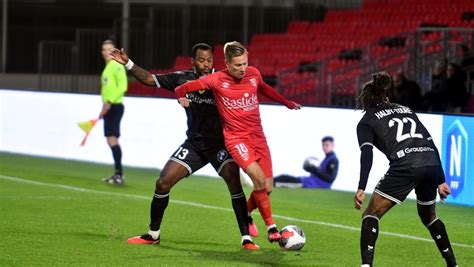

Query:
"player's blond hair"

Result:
[[224, 41, 247, 62]]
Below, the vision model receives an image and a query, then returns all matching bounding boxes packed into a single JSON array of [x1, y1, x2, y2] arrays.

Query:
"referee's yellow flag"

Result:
[[78, 120, 96, 133], [77, 118, 99, 146]]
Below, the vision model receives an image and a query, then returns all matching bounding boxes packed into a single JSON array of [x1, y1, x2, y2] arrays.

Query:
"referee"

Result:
[[100, 40, 128, 185]]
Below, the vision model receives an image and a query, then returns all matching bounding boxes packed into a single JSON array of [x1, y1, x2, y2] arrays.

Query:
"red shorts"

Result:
[[226, 137, 273, 178]]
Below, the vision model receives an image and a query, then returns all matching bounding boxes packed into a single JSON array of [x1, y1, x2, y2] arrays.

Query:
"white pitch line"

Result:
[[1, 174, 473, 249]]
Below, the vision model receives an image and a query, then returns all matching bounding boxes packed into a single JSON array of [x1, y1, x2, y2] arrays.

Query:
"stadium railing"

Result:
[[276, 27, 474, 111]]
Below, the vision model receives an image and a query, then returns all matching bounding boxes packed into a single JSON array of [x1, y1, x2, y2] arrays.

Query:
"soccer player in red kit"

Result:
[[175, 41, 301, 242]]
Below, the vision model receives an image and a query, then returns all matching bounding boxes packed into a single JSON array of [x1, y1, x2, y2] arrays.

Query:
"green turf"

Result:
[[0, 152, 473, 266]]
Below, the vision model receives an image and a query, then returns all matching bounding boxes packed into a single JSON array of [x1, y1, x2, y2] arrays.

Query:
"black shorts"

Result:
[[169, 139, 234, 175], [103, 104, 124, 137], [374, 166, 442, 205]]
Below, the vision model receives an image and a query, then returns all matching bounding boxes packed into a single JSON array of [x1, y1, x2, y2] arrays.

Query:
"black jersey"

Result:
[[357, 103, 440, 169], [152, 70, 223, 148]]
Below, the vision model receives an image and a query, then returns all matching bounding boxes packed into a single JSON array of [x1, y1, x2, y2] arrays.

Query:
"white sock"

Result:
[[361, 264, 370, 267], [148, 229, 160, 240], [241, 235, 252, 244], [266, 224, 277, 231]]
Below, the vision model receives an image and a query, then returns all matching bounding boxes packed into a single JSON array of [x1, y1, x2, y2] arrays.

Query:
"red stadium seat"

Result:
[[161, 0, 473, 107]]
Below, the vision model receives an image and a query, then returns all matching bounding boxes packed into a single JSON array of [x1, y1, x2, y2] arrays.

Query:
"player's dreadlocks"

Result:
[[357, 71, 392, 111]]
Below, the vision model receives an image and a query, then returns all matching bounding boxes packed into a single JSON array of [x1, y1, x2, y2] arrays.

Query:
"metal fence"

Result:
[[277, 27, 474, 109]]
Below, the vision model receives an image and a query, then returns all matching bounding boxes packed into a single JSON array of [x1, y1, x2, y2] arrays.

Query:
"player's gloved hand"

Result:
[[437, 183, 451, 203], [178, 97, 190, 107], [109, 48, 129, 65], [354, 189, 365, 210], [303, 157, 319, 173]]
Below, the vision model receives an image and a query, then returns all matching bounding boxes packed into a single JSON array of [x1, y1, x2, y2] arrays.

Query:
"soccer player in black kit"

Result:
[[354, 72, 457, 267], [109, 43, 259, 250]]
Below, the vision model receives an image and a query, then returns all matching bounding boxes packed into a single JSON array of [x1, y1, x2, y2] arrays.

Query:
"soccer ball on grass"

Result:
[[278, 225, 306, 251]]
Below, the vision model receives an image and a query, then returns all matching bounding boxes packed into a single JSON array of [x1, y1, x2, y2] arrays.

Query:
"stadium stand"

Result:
[[130, 0, 474, 111]]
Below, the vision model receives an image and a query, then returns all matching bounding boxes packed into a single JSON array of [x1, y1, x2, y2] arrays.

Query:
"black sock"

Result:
[[111, 145, 122, 175], [360, 215, 379, 266], [427, 219, 457, 267], [149, 191, 170, 231], [231, 191, 250, 236]]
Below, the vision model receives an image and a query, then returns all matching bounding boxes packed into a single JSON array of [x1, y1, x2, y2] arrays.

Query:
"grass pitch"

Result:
[[0, 152, 473, 266]]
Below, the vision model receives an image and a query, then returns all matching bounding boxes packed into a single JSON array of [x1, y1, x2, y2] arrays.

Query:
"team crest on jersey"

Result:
[[217, 150, 228, 162], [222, 82, 230, 89], [199, 90, 206, 94], [250, 78, 257, 88]]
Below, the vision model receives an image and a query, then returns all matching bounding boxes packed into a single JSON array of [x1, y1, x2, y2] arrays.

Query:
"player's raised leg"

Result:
[[127, 160, 188, 244], [417, 201, 457, 266], [245, 162, 281, 243], [247, 143, 274, 238], [359, 192, 395, 267], [218, 161, 259, 250]]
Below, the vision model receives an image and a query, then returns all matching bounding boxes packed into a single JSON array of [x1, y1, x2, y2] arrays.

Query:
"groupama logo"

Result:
[[444, 119, 468, 198]]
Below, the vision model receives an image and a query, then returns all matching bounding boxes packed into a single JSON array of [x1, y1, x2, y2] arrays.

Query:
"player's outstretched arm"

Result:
[[175, 80, 208, 107], [175, 80, 208, 98], [258, 81, 301, 109], [109, 48, 155, 86]]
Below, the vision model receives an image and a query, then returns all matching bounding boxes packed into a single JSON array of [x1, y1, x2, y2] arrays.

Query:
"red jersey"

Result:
[[175, 66, 296, 138]]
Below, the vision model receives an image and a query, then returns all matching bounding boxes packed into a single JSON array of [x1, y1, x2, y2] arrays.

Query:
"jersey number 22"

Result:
[[388, 117, 423, 142]]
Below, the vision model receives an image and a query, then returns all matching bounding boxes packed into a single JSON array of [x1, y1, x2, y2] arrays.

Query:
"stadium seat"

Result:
[[150, 0, 474, 106]]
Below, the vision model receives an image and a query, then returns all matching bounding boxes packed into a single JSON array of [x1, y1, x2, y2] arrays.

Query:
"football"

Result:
[[278, 225, 306, 251], [303, 156, 320, 169]]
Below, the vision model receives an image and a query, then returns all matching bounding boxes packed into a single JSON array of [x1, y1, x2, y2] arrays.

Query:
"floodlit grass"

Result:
[[1, 152, 473, 266]]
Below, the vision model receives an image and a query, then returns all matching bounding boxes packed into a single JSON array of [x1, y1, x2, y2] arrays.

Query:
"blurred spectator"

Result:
[[460, 45, 474, 71], [423, 60, 448, 112], [273, 136, 339, 189], [460, 44, 474, 98], [446, 63, 468, 113], [389, 73, 423, 110]]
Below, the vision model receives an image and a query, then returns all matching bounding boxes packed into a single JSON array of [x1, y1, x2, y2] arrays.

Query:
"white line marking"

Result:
[[0, 196, 75, 200], [1, 174, 473, 249]]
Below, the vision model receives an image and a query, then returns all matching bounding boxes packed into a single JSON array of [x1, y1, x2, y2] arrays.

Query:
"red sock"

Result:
[[247, 192, 257, 213], [252, 189, 275, 226]]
